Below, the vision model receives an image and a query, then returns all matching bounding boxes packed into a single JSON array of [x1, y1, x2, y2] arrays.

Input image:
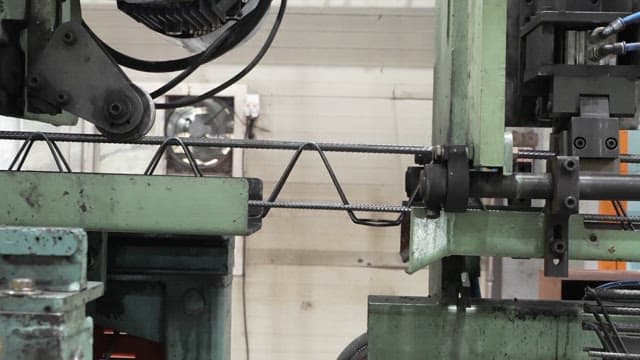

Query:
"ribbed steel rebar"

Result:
[[0, 131, 433, 155], [588, 351, 640, 359], [248, 200, 411, 213]]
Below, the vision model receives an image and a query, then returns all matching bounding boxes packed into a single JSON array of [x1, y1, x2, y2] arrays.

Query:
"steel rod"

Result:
[[585, 289, 640, 302], [0, 131, 433, 155], [588, 351, 640, 359], [248, 200, 410, 213], [584, 321, 640, 334], [517, 150, 640, 164], [584, 215, 640, 223], [586, 306, 640, 316], [470, 173, 640, 201]]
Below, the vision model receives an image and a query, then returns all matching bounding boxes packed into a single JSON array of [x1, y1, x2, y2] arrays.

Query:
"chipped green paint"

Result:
[[432, 0, 507, 167], [408, 209, 640, 273], [0, 171, 250, 236], [368, 297, 596, 360], [0, 227, 103, 360], [0, 227, 79, 256]]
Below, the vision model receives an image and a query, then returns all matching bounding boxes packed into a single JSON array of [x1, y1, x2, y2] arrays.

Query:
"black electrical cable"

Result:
[[149, 32, 230, 99], [101, 41, 200, 73], [154, 0, 288, 109]]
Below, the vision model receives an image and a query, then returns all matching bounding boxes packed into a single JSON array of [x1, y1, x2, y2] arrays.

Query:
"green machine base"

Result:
[[368, 296, 597, 360], [0, 227, 103, 360]]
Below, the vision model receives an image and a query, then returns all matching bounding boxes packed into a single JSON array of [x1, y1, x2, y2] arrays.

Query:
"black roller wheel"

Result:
[[338, 333, 367, 360]]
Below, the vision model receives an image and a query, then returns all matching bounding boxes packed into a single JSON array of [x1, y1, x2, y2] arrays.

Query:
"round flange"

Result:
[[96, 85, 155, 140]]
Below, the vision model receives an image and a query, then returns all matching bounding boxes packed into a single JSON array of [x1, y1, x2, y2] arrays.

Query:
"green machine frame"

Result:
[[0, 171, 253, 359], [367, 1, 640, 359]]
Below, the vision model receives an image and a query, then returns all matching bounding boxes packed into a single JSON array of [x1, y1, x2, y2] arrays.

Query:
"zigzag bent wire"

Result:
[[0, 131, 419, 227]]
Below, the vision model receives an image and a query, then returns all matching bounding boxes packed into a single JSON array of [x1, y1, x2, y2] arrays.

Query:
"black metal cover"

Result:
[[118, 0, 243, 38], [506, 0, 640, 127]]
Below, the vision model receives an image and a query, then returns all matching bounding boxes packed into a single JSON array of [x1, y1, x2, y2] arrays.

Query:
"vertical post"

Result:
[[432, 0, 507, 168], [429, 0, 508, 299]]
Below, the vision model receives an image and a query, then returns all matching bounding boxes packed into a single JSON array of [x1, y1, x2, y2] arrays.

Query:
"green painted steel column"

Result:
[[432, 0, 507, 168]]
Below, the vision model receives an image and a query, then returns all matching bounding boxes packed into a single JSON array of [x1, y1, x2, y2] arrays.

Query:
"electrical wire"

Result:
[[149, 33, 230, 99], [154, 0, 288, 109]]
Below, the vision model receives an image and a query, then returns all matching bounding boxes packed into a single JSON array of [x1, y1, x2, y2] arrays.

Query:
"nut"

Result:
[[5, 278, 40, 296]]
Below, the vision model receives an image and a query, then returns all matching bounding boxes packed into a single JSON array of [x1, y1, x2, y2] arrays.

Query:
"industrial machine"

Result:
[[4, 0, 640, 359]]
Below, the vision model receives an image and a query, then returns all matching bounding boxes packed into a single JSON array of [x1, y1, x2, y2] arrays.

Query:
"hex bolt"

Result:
[[564, 196, 577, 210], [27, 75, 40, 89], [552, 241, 566, 255], [563, 159, 577, 172], [605, 137, 618, 150], [62, 31, 76, 45], [108, 102, 124, 117], [415, 153, 426, 165], [573, 137, 586, 150], [56, 92, 70, 106], [6, 278, 40, 296]]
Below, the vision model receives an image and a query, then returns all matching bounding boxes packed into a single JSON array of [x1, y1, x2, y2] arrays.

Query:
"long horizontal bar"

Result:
[[0, 171, 250, 235], [248, 200, 409, 213], [408, 209, 640, 273], [0, 131, 433, 155], [470, 173, 640, 200], [517, 150, 640, 163]]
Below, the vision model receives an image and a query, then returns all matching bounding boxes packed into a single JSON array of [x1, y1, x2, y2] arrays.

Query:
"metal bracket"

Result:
[[27, 21, 154, 140], [544, 156, 580, 277]]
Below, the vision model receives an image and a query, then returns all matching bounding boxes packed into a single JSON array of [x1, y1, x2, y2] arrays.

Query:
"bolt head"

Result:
[[104, 99, 131, 125], [564, 196, 577, 210], [573, 137, 586, 150], [552, 241, 566, 255], [56, 92, 70, 105], [27, 75, 40, 89], [605, 137, 618, 150], [5, 278, 40, 296], [563, 159, 577, 172], [62, 31, 76, 45]]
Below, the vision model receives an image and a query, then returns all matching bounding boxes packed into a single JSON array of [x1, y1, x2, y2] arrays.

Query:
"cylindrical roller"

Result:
[[469, 173, 640, 201], [469, 173, 552, 199]]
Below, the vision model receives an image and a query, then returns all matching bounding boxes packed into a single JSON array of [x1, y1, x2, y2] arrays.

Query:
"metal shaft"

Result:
[[470, 173, 640, 201]]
